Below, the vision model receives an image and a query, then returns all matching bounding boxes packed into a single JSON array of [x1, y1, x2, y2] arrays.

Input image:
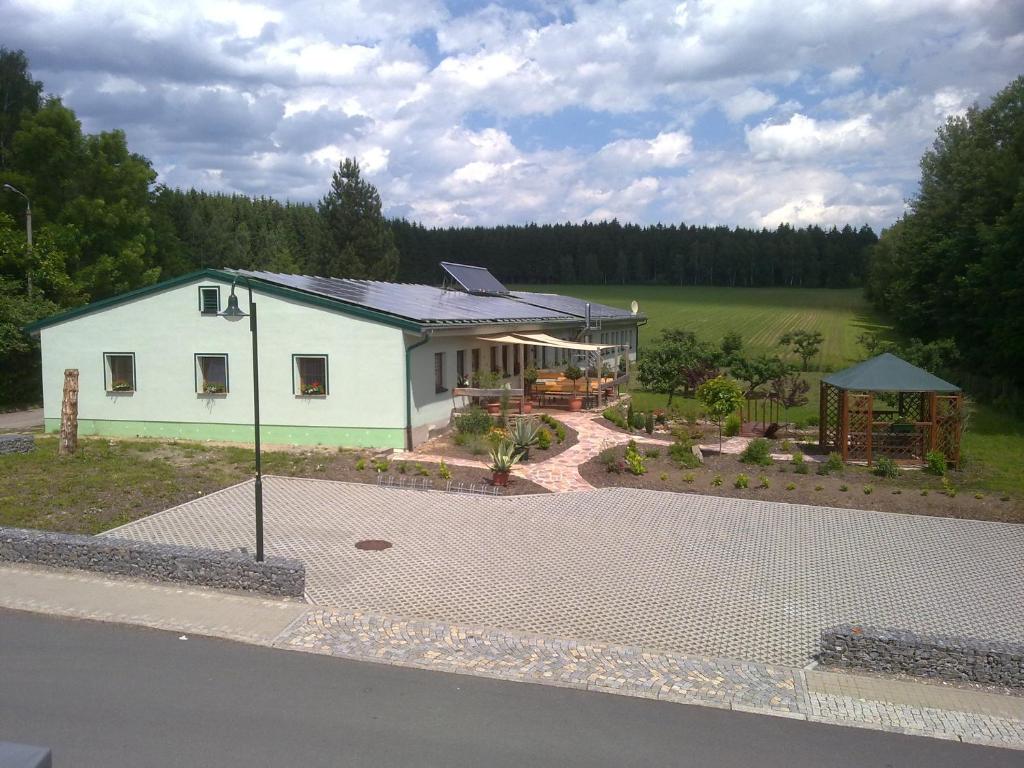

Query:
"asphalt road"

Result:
[[0, 610, 1017, 768]]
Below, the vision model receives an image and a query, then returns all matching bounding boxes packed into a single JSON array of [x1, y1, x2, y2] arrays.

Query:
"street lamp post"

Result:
[[2, 183, 32, 297], [220, 277, 264, 562]]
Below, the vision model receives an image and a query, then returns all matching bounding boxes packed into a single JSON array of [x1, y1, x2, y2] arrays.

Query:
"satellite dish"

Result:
[[630, 300, 639, 316]]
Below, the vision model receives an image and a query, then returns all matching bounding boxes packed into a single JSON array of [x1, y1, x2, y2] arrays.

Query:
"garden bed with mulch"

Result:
[[579, 445, 1023, 523], [414, 415, 578, 465]]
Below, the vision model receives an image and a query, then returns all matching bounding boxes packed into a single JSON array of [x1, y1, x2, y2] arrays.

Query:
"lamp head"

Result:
[[220, 286, 247, 320]]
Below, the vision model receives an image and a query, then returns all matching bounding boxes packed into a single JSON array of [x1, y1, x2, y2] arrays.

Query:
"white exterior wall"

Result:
[[39, 276, 408, 446]]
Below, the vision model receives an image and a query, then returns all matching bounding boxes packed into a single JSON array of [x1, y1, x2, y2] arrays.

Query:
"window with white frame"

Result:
[[104, 353, 136, 392], [198, 286, 220, 315], [195, 354, 228, 394], [294, 355, 328, 396]]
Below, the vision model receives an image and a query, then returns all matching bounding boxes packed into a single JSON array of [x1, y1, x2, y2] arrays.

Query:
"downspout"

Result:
[[405, 331, 432, 450]]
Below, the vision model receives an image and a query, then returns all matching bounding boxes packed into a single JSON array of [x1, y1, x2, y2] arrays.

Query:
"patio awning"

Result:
[[476, 332, 620, 351]]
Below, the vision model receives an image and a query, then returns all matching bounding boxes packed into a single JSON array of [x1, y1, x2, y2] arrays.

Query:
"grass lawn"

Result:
[[516, 284, 887, 368], [0, 436, 545, 534]]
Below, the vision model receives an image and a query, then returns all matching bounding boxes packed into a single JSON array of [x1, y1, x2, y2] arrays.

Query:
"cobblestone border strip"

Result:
[[274, 608, 1024, 749], [0, 525, 304, 597]]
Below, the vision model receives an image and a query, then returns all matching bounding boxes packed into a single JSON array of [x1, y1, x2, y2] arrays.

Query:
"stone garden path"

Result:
[[410, 409, 753, 493]]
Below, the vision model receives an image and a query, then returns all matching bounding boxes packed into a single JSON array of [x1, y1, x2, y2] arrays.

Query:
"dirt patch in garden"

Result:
[[579, 446, 1023, 523], [414, 415, 579, 464]]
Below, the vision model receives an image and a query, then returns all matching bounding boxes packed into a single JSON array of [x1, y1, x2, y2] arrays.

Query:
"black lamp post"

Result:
[[220, 277, 264, 562]]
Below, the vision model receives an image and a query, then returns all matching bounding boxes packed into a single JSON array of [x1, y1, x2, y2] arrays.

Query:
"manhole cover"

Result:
[[355, 539, 392, 551]]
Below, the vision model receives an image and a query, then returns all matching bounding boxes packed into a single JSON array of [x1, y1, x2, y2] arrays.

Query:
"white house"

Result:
[[28, 263, 644, 449]]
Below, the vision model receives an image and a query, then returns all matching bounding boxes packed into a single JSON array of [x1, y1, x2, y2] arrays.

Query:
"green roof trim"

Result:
[[822, 352, 960, 393], [24, 268, 423, 333]]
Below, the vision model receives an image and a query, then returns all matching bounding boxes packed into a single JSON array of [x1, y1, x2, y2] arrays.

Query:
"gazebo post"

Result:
[[840, 389, 849, 462], [818, 380, 826, 449], [954, 392, 963, 467], [928, 392, 938, 453], [865, 391, 873, 466]]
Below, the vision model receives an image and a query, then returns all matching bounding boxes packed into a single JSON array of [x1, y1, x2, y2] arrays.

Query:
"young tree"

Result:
[[696, 375, 745, 453], [730, 353, 793, 394], [720, 330, 743, 366], [635, 329, 721, 404], [318, 157, 399, 280], [769, 373, 810, 419], [778, 330, 824, 371]]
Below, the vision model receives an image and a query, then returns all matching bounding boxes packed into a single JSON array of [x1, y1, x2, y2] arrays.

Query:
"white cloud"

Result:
[[828, 65, 864, 87], [722, 88, 778, 122], [746, 113, 884, 160], [597, 131, 693, 170]]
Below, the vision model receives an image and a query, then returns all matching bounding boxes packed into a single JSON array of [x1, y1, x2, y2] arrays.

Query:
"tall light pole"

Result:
[[2, 183, 32, 297], [220, 276, 264, 562]]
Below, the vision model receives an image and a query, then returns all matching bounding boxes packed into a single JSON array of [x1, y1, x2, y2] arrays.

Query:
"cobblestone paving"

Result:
[[109, 477, 1024, 667], [274, 606, 1024, 749]]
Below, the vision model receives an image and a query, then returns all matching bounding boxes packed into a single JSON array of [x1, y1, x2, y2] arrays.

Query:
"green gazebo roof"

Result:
[[822, 353, 960, 393]]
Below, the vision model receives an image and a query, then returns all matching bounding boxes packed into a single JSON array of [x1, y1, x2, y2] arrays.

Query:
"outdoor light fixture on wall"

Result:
[[219, 276, 264, 562]]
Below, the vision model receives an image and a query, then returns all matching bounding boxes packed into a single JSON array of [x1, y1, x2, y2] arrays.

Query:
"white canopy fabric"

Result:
[[476, 332, 619, 351]]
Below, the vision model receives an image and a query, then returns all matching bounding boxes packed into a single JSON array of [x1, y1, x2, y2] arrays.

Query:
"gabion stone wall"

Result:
[[820, 624, 1024, 688], [0, 526, 305, 598], [0, 435, 35, 455]]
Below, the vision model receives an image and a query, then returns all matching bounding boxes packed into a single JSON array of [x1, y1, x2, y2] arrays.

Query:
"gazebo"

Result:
[[819, 353, 963, 467]]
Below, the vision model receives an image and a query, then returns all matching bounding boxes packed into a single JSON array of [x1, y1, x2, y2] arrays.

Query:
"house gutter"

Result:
[[405, 331, 432, 450]]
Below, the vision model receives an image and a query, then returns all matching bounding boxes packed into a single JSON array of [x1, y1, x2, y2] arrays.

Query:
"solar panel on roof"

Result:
[[440, 262, 508, 295]]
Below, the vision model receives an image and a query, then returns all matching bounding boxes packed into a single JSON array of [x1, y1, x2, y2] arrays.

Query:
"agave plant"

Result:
[[489, 439, 524, 473], [508, 416, 541, 457]]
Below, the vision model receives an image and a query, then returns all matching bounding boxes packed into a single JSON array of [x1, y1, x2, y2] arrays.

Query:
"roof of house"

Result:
[[822, 352, 960, 393], [25, 268, 642, 333]]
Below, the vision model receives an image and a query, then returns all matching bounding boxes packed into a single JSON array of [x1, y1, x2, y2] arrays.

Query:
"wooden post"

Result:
[[865, 392, 873, 466], [819, 381, 826, 449], [953, 392, 963, 467], [929, 392, 938, 452], [840, 389, 849, 462], [517, 344, 524, 414], [59, 368, 79, 456]]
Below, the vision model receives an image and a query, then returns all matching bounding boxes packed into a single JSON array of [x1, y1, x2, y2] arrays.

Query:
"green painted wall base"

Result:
[[44, 418, 405, 449]]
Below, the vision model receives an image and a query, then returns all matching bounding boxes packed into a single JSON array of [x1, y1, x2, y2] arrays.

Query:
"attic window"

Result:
[[199, 286, 220, 315]]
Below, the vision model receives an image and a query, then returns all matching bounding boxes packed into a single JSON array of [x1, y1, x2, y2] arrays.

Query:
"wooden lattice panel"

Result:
[[934, 395, 963, 466], [821, 383, 841, 451], [845, 393, 872, 461]]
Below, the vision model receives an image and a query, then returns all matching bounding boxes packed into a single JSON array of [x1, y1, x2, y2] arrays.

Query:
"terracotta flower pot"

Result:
[[486, 401, 501, 414], [522, 402, 533, 414], [491, 470, 510, 486], [568, 397, 583, 411]]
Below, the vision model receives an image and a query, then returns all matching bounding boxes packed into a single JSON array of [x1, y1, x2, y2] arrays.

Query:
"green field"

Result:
[[519, 285, 887, 369]]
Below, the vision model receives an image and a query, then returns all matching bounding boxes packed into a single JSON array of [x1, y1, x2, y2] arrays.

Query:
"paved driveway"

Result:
[[0, 408, 42, 432], [106, 477, 1024, 667]]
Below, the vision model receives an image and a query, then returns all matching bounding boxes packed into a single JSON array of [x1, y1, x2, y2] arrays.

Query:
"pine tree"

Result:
[[317, 158, 399, 280]]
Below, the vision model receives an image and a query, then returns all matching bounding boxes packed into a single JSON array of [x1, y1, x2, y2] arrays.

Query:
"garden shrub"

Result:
[[372, 458, 389, 472], [416, 463, 430, 476], [824, 452, 844, 473], [711, 474, 723, 487], [626, 402, 635, 429], [599, 446, 621, 473], [659, 472, 668, 481], [355, 458, 366, 471], [397, 461, 408, 474], [644, 412, 655, 435], [466, 436, 488, 456], [625, 451, 646, 476], [786, 482, 796, 490], [839, 484, 848, 491], [602, 407, 627, 429], [925, 450, 946, 476], [863, 485, 873, 494], [455, 406, 492, 435], [644, 447, 660, 458], [630, 411, 646, 431], [683, 472, 695, 483], [941, 476, 958, 497], [758, 475, 770, 489], [669, 441, 700, 469], [438, 460, 452, 481], [734, 474, 749, 489], [724, 413, 741, 437], [740, 438, 773, 466], [873, 456, 900, 479], [792, 451, 809, 475], [781, 439, 792, 452], [536, 428, 552, 450]]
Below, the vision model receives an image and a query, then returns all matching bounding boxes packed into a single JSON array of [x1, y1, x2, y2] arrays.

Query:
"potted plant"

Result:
[[203, 382, 226, 394], [476, 370, 502, 414], [489, 438, 523, 486], [522, 366, 538, 413], [564, 364, 584, 411], [111, 380, 133, 392], [509, 416, 541, 460], [301, 380, 325, 395]]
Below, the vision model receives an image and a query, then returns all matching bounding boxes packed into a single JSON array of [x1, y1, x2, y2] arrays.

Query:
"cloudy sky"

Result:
[[5, 0, 1022, 229]]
